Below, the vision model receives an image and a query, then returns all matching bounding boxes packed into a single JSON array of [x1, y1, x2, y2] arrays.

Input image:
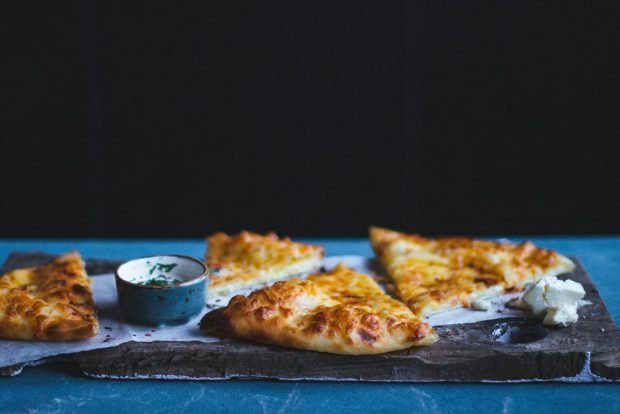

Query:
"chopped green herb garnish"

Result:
[[149, 262, 178, 275], [142, 277, 183, 287], [157, 263, 178, 273]]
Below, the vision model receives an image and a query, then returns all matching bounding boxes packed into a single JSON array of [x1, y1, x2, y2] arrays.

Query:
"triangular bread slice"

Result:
[[0, 252, 98, 341], [370, 226, 575, 317], [200, 264, 437, 354], [206, 231, 324, 297]]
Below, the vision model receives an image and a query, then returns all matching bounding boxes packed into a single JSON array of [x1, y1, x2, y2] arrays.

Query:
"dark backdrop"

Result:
[[2, 1, 619, 237]]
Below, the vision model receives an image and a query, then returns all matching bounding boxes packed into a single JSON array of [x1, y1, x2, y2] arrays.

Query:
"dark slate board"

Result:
[[2, 251, 620, 381]]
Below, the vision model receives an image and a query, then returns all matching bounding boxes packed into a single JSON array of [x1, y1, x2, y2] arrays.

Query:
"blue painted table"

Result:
[[1, 237, 619, 413]]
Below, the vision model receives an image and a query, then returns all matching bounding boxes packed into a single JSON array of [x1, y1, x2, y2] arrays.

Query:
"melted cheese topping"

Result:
[[200, 264, 437, 355], [0, 252, 98, 341], [370, 226, 575, 317], [206, 231, 324, 297]]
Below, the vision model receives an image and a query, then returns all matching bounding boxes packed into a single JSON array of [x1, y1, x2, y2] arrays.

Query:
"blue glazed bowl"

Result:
[[115, 255, 209, 326]]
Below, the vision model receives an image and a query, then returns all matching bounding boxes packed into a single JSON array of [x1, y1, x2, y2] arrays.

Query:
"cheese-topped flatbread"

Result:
[[370, 226, 575, 317], [206, 231, 324, 297], [200, 264, 437, 355], [0, 252, 98, 341]]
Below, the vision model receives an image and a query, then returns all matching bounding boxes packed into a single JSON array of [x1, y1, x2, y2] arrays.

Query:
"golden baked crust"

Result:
[[206, 231, 324, 297], [370, 226, 575, 316], [200, 264, 437, 354], [0, 252, 98, 341]]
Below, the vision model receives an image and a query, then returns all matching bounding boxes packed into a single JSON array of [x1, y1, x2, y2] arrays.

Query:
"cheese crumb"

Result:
[[543, 304, 579, 326], [522, 279, 549, 317], [544, 278, 585, 307], [521, 276, 585, 326], [471, 298, 490, 311]]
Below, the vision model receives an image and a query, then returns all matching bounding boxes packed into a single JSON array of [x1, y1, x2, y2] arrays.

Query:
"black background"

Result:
[[2, 1, 619, 238]]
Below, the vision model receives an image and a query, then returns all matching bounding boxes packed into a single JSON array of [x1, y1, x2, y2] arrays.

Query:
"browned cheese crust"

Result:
[[201, 264, 437, 355], [206, 231, 324, 296], [369, 226, 575, 317], [0, 252, 98, 341]]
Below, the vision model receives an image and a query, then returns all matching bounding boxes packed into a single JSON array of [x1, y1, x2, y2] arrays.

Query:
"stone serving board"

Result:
[[1, 251, 619, 382]]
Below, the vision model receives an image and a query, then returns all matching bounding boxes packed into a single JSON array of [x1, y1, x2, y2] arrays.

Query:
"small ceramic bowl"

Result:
[[115, 255, 209, 326]]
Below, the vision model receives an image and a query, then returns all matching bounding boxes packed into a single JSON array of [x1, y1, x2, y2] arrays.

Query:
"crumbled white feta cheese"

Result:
[[543, 304, 579, 326], [522, 279, 549, 317], [544, 278, 585, 307], [521, 276, 585, 326]]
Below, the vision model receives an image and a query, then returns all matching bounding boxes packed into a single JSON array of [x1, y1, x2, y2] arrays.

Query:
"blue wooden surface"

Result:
[[0, 237, 619, 414]]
